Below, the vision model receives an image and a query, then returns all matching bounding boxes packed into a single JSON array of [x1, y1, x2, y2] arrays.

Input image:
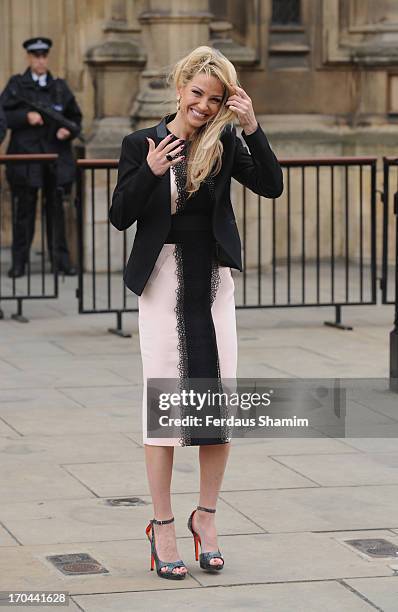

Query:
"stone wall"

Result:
[[0, 0, 397, 269]]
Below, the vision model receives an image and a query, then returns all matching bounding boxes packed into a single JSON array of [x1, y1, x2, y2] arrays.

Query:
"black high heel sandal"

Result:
[[187, 506, 224, 571], [145, 516, 187, 580]]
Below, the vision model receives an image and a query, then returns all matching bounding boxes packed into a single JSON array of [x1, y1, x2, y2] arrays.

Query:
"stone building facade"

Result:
[[0, 0, 397, 267]]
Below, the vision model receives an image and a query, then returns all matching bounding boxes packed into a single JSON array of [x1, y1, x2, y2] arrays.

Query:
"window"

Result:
[[271, 0, 301, 25]]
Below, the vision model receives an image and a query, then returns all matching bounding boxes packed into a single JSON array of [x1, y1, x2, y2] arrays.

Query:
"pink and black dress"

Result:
[[139, 129, 237, 446]]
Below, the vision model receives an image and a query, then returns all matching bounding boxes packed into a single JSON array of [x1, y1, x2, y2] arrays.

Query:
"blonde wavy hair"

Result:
[[166, 46, 239, 197]]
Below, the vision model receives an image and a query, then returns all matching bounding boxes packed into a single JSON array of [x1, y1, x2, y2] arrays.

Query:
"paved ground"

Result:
[[0, 275, 398, 611]]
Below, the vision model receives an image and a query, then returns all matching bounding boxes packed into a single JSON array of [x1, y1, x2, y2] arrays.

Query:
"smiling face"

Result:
[[27, 51, 49, 75], [178, 73, 225, 129]]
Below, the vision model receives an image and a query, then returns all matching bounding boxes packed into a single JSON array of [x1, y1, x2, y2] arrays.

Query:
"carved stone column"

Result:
[[84, 0, 146, 157], [323, 0, 398, 66], [209, 0, 259, 67], [131, 0, 212, 129], [82, 1, 147, 273]]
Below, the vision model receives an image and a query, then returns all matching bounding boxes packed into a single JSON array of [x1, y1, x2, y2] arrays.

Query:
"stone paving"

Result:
[[0, 276, 397, 611]]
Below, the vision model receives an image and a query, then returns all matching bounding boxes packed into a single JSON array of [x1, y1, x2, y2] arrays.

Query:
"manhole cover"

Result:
[[106, 497, 149, 507], [47, 553, 109, 575], [346, 538, 398, 558]]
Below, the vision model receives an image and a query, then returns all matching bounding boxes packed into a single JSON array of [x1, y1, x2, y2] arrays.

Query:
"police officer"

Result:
[[0, 37, 83, 277]]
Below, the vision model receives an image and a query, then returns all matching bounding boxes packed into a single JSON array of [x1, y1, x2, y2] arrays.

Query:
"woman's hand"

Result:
[[225, 86, 258, 135], [146, 135, 185, 177]]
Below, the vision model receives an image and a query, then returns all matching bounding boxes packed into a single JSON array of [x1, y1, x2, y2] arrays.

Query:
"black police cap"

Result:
[[23, 37, 52, 53]]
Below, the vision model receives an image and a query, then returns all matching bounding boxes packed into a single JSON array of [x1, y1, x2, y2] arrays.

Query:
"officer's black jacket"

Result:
[[0, 68, 82, 187], [110, 112, 284, 296], [0, 104, 6, 144]]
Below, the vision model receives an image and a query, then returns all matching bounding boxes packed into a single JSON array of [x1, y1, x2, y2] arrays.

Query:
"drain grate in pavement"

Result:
[[345, 538, 398, 558], [106, 497, 149, 507], [46, 553, 109, 575]]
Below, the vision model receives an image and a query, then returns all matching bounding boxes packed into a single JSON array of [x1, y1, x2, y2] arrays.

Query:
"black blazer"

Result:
[[109, 112, 283, 296]]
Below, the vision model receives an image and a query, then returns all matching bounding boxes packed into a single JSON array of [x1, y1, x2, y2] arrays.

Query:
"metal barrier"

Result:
[[0, 154, 59, 322], [236, 156, 377, 329], [76, 155, 378, 335], [382, 157, 398, 389], [75, 159, 133, 336], [382, 157, 397, 306]]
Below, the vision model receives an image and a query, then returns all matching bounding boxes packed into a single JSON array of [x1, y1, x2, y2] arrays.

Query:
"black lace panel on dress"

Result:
[[171, 154, 229, 446]]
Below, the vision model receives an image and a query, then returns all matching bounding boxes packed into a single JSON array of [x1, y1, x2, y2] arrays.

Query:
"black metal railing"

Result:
[[0, 154, 59, 321], [382, 157, 398, 389], [76, 159, 134, 336], [382, 157, 398, 306], [236, 156, 377, 329], [76, 155, 378, 334]]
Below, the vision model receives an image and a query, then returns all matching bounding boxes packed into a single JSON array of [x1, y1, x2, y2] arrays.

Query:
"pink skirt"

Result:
[[138, 242, 238, 446]]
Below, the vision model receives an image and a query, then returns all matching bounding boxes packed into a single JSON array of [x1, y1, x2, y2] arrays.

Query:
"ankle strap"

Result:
[[197, 506, 216, 513], [152, 516, 174, 525]]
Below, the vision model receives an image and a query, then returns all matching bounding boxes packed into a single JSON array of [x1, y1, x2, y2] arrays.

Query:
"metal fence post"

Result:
[[390, 190, 398, 392]]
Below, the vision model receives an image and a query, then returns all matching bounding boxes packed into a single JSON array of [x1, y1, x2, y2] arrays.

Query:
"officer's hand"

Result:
[[146, 135, 185, 177], [56, 128, 71, 140], [27, 111, 44, 126]]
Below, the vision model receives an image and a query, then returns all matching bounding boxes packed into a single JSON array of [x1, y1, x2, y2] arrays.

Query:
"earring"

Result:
[[176, 97, 180, 111]]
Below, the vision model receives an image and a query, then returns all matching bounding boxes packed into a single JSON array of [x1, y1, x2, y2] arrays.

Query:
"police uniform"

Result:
[[0, 37, 83, 277]]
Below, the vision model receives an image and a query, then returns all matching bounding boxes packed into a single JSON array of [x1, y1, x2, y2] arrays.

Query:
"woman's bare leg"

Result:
[[192, 441, 231, 567], [144, 445, 187, 575]]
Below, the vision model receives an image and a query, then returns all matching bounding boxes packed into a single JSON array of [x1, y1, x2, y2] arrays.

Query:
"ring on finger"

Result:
[[166, 153, 174, 162]]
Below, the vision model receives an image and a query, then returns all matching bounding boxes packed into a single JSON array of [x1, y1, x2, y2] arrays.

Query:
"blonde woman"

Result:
[[110, 46, 283, 580]]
